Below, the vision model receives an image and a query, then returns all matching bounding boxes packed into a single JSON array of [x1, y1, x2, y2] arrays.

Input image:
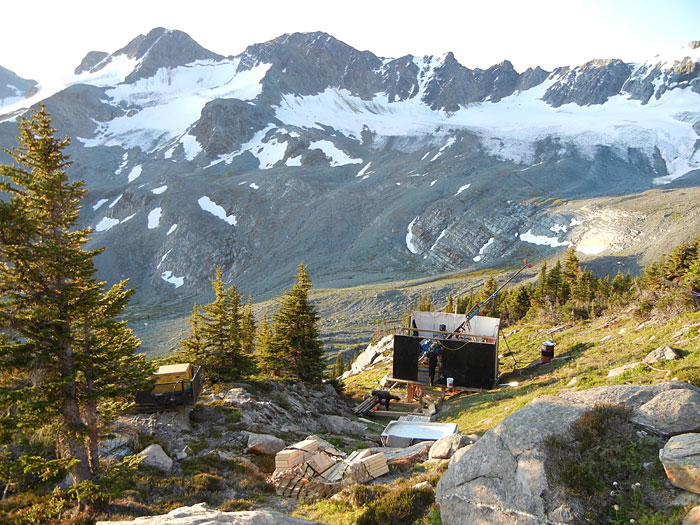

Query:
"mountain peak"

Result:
[[78, 28, 223, 82]]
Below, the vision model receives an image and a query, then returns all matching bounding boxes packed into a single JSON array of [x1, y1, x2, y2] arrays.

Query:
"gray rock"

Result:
[[139, 444, 173, 472], [644, 345, 682, 364], [634, 389, 700, 436], [245, 432, 286, 455], [660, 433, 700, 493], [318, 415, 367, 435], [95, 502, 322, 524], [673, 490, 700, 508], [607, 361, 641, 377], [428, 433, 473, 460], [436, 395, 587, 524], [560, 381, 699, 410]]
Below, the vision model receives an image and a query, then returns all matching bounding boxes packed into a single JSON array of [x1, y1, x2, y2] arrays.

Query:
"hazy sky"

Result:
[[3, 0, 699, 82]]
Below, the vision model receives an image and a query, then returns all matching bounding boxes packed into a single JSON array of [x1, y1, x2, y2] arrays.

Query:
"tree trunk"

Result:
[[58, 398, 92, 484], [58, 340, 92, 484]]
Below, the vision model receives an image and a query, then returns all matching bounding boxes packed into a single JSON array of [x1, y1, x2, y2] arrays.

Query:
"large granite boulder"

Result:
[[429, 433, 474, 460], [318, 414, 367, 435], [139, 444, 173, 472], [660, 433, 700, 494], [244, 432, 286, 455], [437, 382, 700, 524], [96, 502, 321, 524], [634, 389, 700, 436], [436, 395, 587, 524]]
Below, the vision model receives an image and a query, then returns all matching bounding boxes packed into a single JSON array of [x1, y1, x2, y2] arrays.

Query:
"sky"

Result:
[[2, 0, 699, 83]]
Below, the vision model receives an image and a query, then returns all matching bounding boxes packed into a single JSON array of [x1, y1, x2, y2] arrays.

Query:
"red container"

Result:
[[541, 341, 555, 363]]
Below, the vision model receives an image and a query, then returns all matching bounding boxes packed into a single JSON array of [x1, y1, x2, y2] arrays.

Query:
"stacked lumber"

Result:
[[271, 437, 391, 501], [357, 452, 389, 478], [274, 438, 319, 473]]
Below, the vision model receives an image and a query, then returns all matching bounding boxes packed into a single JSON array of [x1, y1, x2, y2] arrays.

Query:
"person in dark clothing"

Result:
[[371, 389, 400, 410], [420, 339, 442, 386]]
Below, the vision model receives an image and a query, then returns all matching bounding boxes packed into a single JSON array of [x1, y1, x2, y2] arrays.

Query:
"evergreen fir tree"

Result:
[[174, 304, 205, 363], [332, 352, 345, 378], [475, 276, 499, 317], [533, 260, 549, 307], [0, 107, 152, 484], [240, 295, 257, 355], [198, 268, 256, 381], [255, 314, 282, 376], [445, 293, 454, 314], [546, 260, 563, 306], [561, 247, 581, 303], [271, 263, 324, 382]]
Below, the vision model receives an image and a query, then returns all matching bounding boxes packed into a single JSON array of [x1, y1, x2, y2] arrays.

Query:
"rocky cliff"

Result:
[[0, 30, 698, 316]]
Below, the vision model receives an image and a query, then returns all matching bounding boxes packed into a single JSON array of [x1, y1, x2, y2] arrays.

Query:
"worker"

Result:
[[420, 339, 442, 386], [371, 389, 400, 410]]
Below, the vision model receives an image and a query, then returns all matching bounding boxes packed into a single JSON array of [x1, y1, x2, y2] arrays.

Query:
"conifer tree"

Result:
[[0, 107, 152, 484], [561, 247, 581, 303], [444, 293, 455, 314], [240, 295, 257, 355], [195, 268, 256, 381], [533, 260, 549, 308], [175, 303, 205, 363], [475, 276, 499, 317], [332, 352, 345, 378], [256, 314, 282, 376], [271, 263, 324, 382], [546, 260, 563, 306]]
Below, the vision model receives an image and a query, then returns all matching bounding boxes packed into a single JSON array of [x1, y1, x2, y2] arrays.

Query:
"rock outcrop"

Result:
[[96, 503, 321, 524], [437, 382, 700, 524], [139, 444, 173, 472], [660, 433, 700, 493]]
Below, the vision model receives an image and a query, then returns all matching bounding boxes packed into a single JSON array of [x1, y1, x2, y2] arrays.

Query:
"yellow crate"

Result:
[[152, 364, 193, 394]]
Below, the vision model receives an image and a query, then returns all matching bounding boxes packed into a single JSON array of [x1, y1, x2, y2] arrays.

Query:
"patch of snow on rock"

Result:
[[285, 155, 302, 166], [406, 216, 420, 254], [152, 185, 167, 195], [309, 140, 362, 166], [473, 237, 495, 262], [161, 271, 184, 288], [180, 133, 202, 160], [127, 165, 142, 183], [198, 196, 237, 226], [519, 229, 571, 248], [249, 183, 259, 190], [166, 224, 177, 236], [95, 217, 120, 232], [147, 207, 162, 229], [109, 194, 123, 208], [455, 183, 471, 196], [92, 198, 108, 211]]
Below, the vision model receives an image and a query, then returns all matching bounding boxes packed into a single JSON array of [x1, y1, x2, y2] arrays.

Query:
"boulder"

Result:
[[139, 444, 173, 472], [634, 389, 700, 436], [429, 433, 474, 460], [607, 361, 641, 377], [341, 335, 393, 378], [436, 395, 588, 524], [96, 502, 322, 524], [644, 345, 682, 364], [659, 433, 700, 493], [684, 505, 700, 525], [245, 432, 286, 455], [560, 381, 699, 410], [318, 414, 367, 435]]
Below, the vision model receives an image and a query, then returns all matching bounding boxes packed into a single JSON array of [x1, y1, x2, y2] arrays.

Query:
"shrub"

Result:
[[356, 485, 434, 525], [545, 403, 671, 523], [218, 499, 254, 512]]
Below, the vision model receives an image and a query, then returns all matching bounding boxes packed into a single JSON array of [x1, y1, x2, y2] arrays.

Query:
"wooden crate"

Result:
[[152, 363, 193, 394]]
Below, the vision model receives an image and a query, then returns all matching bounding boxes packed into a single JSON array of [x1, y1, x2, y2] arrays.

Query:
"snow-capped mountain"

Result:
[[0, 28, 699, 308]]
